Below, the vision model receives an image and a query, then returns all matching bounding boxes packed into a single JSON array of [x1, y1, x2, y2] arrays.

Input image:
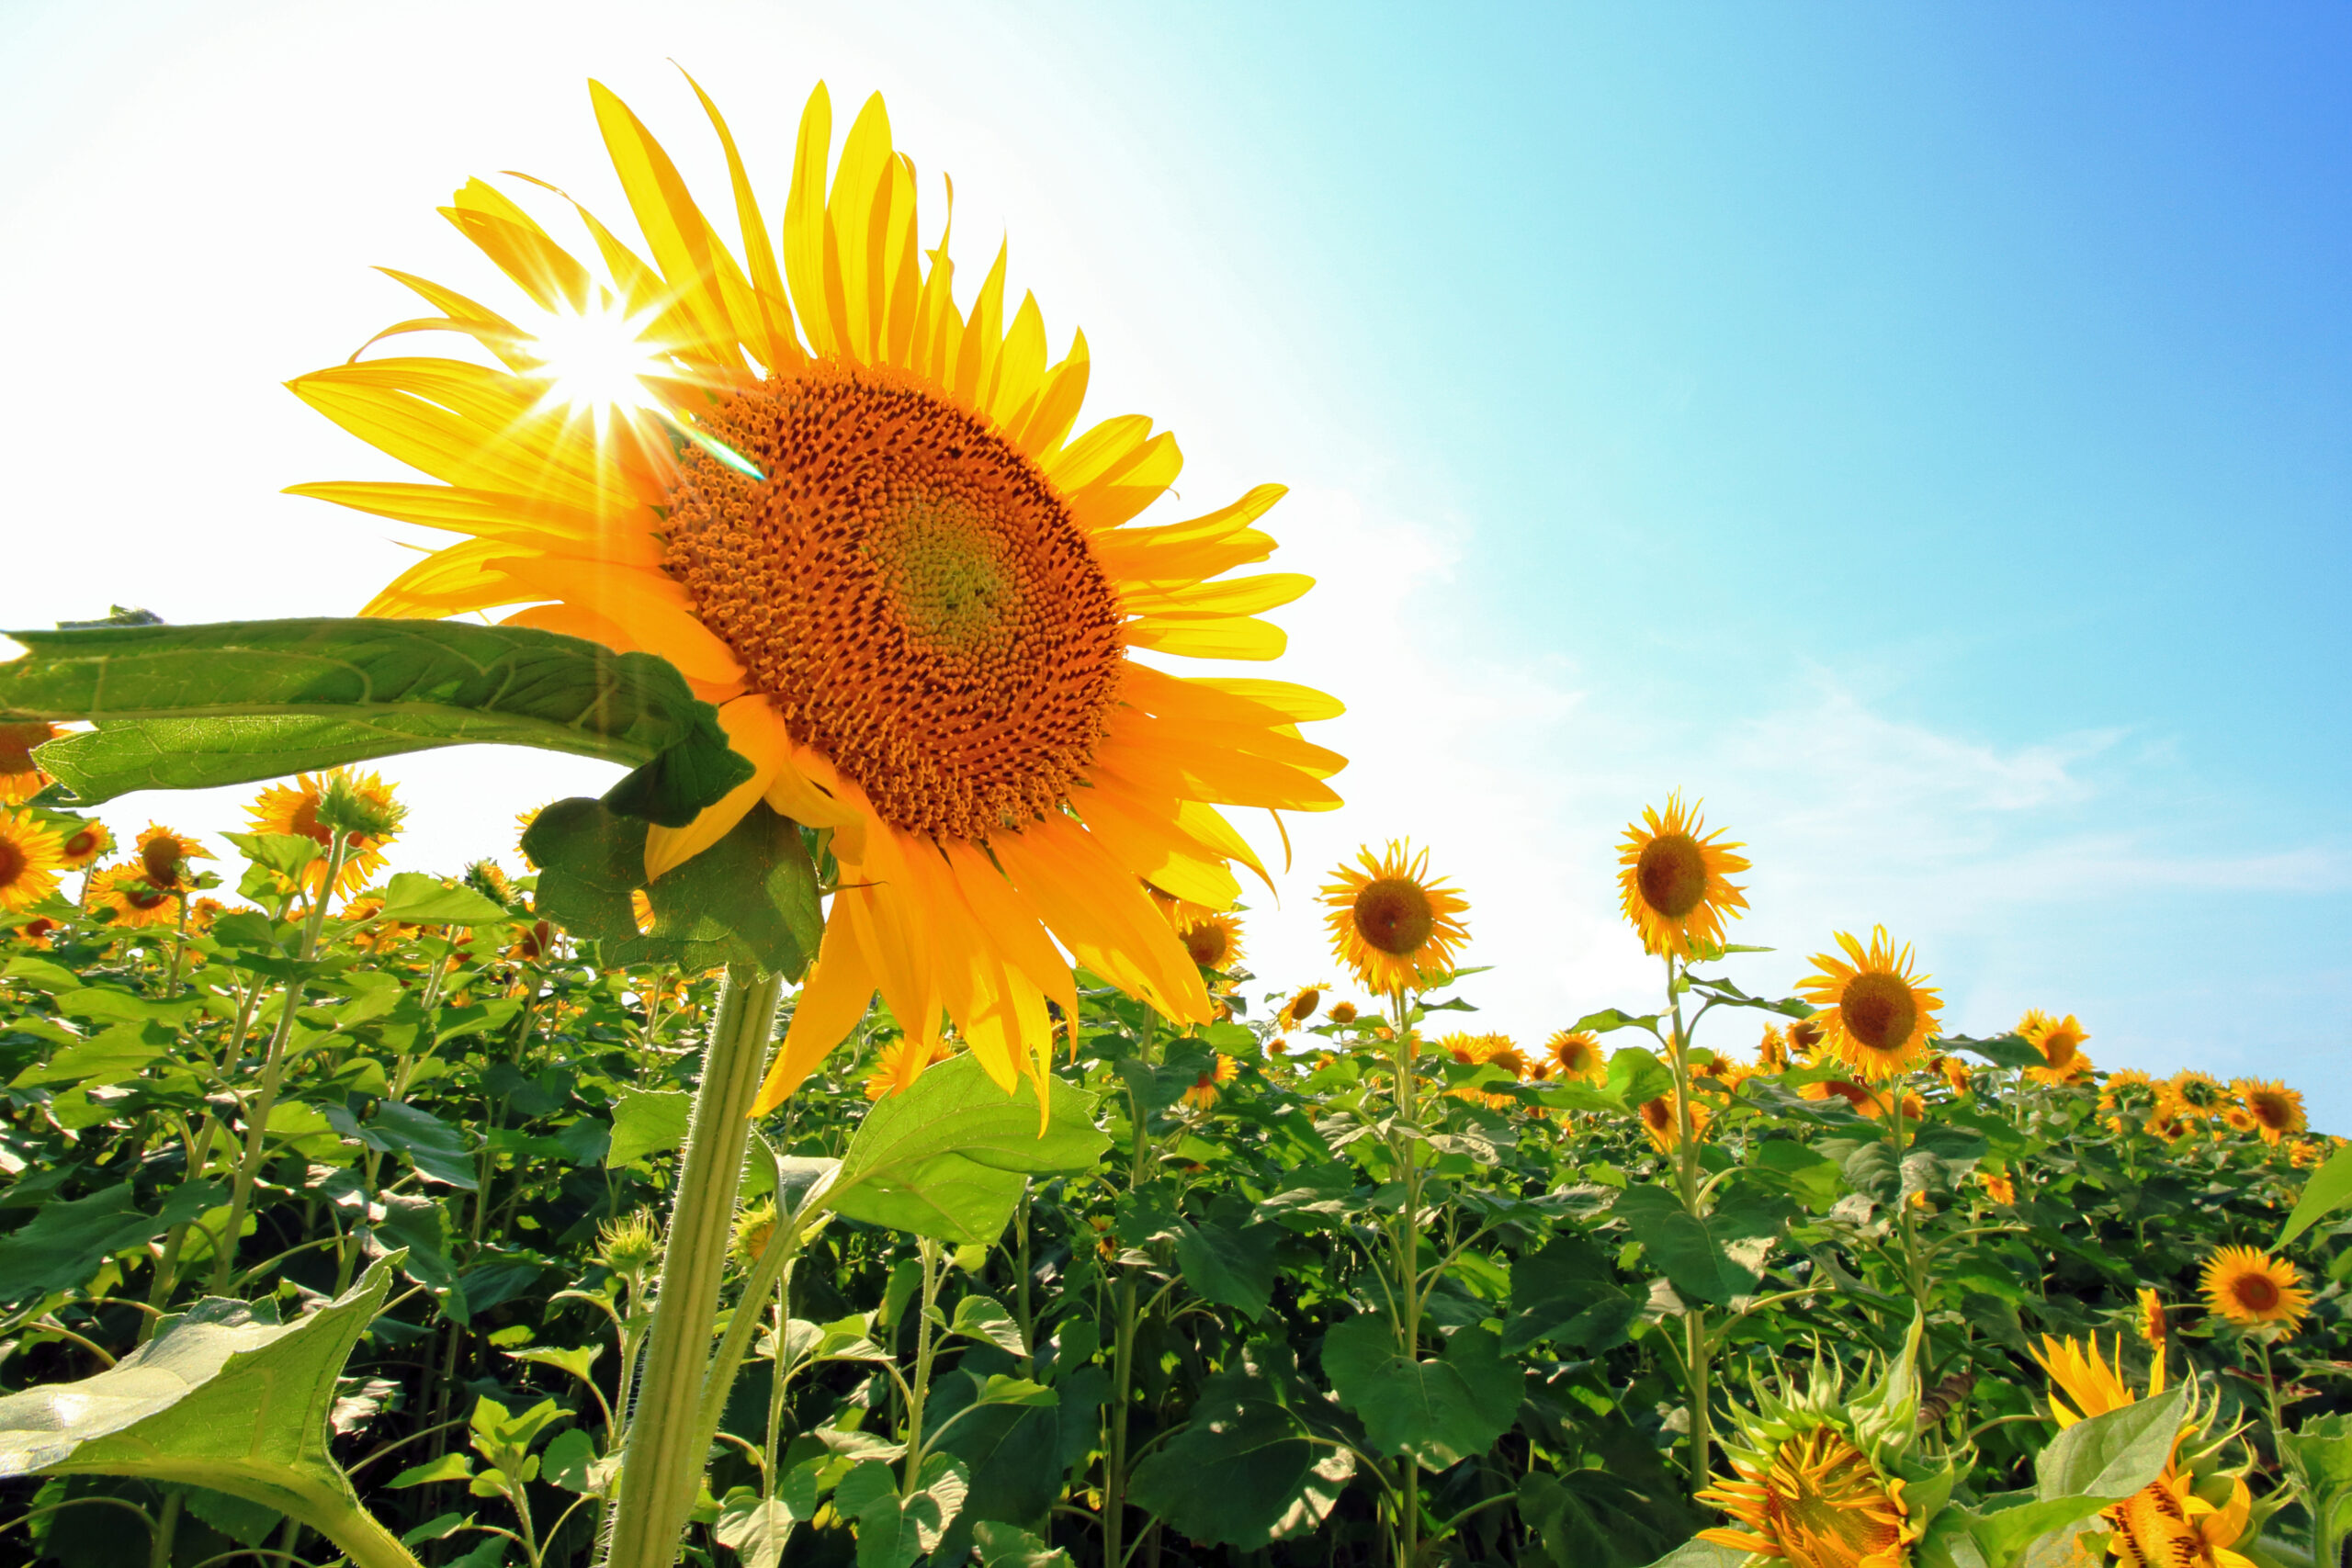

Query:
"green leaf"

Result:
[[223, 832, 334, 884], [717, 1485, 805, 1568], [2280, 1142, 2352, 1247], [179, 1484, 285, 1547], [375, 873, 514, 927], [1521, 1470, 1702, 1568], [1636, 1541, 1748, 1568], [2, 616, 751, 824], [525, 797, 820, 977], [1604, 1047, 1675, 1111], [0, 1181, 222, 1306], [605, 1088, 692, 1168], [972, 1521, 1075, 1568], [1612, 1187, 1789, 1306], [929, 1367, 1103, 1561], [826, 1053, 1106, 1245], [1938, 1032, 2043, 1071], [2034, 1386, 2187, 1502], [540, 1427, 606, 1495], [10, 1021, 174, 1089], [390, 1452, 474, 1488], [1570, 1009, 1662, 1038], [1753, 1140, 1847, 1211], [1127, 1346, 1356, 1547], [853, 1452, 968, 1568], [1321, 1318, 1520, 1470], [325, 1100, 478, 1190], [947, 1295, 1029, 1357], [368, 1192, 469, 1325], [1502, 1233, 1638, 1354], [1170, 1195, 1279, 1320], [0, 1257, 415, 1565]]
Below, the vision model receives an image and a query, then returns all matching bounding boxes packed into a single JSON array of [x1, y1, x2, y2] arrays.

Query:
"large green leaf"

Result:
[[2279, 1142, 2352, 1247], [928, 1366, 1105, 1561], [1951, 1390, 2187, 1566], [0, 1181, 222, 1307], [1170, 1195, 1279, 1320], [824, 1053, 1106, 1244], [0, 1258, 421, 1567], [0, 616, 750, 827], [524, 797, 821, 978], [1320, 1318, 1520, 1470], [1612, 1187, 1791, 1305], [1521, 1470, 1701, 1568], [1502, 1233, 1638, 1354], [1127, 1346, 1357, 1547]]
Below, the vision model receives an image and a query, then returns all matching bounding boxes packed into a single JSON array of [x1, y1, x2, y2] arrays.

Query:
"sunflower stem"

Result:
[[1104, 1015, 1152, 1568], [601, 964, 785, 1568], [210, 829, 350, 1294], [1389, 984, 1424, 1568], [1661, 953, 1714, 1490]]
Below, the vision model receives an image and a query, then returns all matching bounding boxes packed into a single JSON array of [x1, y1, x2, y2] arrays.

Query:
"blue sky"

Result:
[[2, 4, 2345, 1122]]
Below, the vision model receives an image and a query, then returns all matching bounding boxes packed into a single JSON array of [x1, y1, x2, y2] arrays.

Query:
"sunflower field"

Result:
[[3, 73, 2351, 1568]]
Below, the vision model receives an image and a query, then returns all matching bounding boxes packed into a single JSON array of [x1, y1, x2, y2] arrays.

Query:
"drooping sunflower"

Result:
[[1929, 1055, 1971, 1097], [1276, 983, 1326, 1030], [247, 770, 401, 897], [1755, 1024, 1791, 1075], [2199, 1246, 2309, 1333], [2035, 1334, 2256, 1568], [54, 818, 111, 870], [88, 863, 179, 928], [1795, 928, 1943, 1081], [2100, 1066, 2156, 1112], [2018, 1010, 2090, 1086], [0, 722, 61, 805], [1546, 1029, 1609, 1085], [0, 810, 66, 916], [1319, 840, 1469, 998], [2232, 1080, 2305, 1146], [135, 824, 211, 893], [1615, 795, 1750, 961], [288, 79, 1344, 1111]]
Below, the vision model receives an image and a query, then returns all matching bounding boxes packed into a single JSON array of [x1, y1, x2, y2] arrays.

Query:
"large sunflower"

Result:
[[54, 818, 112, 871], [1319, 840, 1470, 997], [2018, 1010, 2090, 1086], [1795, 928, 1942, 1081], [0, 809, 66, 914], [247, 770, 401, 897], [1696, 1426, 1911, 1568], [2199, 1246, 2309, 1333], [1616, 795, 1750, 961], [288, 79, 1343, 1111]]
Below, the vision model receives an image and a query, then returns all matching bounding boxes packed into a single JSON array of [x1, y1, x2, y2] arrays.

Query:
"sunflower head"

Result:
[[0, 722, 61, 804], [247, 769, 401, 897], [2018, 1011, 2090, 1085], [1794, 928, 1943, 1081], [2232, 1080, 2305, 1146], [1276, 984, 1325, 1030], [1932, 1055, 1972, 1097], [133, 824, 211, 893], [89, 863, 181, 929], [1181, 1051, 1241, 1111], [52, 818, 112, 871], [2200, 1246, 2310, 1335], [1180, 911, 1245, 973], [463, 859, 518, 909], [863, 1034, 955, 1102], [1326, 1000, 1360, 1026], [1978, 1169, 2017, 1205], [2145, 1107, 2198, 1144], [1789, 1018, 1827, 1060], [14, 915, 59, 948], [1637, 1090, 1712, 1154], [2164, 1070, 2227, 1116], [0, 809, 67, 916], [596, 1212, 662, 1276], [1546, 1029, 1608, 1085], [1319, 840, 1470, 997], [1615, 795, 1751, 961], [1755, 1024, 1792, 1074], [2290, 1138, 2331, 1170], [2138, 1288, 2168, 1351], [729, 1198, 780, 1269], [2099, 1066, 2156, 1112]]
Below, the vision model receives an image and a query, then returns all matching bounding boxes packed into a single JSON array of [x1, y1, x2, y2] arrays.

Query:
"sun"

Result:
[[522, 298, 672, 419]]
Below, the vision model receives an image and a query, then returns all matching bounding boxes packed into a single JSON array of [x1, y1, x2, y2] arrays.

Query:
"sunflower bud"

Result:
[[317, 771, 407, 842], [597, 1212, 662, 1276]]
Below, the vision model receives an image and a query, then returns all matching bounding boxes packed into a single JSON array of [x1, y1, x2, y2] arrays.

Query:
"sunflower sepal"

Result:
[[522, 795, 820, 978]]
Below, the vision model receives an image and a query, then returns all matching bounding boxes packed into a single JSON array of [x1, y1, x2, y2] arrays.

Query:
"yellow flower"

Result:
[[13, 915, 60, 948], [1546, 1029, 1609, 1085], [1795, 928, 1943, 1081], [288, 79, 1345, 1117], [1326, 1000, 1360, 1025], [1181, 1052, 1240, 1111], [1931, 1055, 1972, 1096], [246, 769, 400, 897], [2018, 1010, 2090, 1085], [2146, 1107, 2198, 1144], [1615, 795, 1749, 960], [2138, 1288, 2167, 1351], [2035, 1334, 2256, 1568], [1755, 1024, 1792, 1074], [1319, 840, 1470, 996], [2199, 1246, 2309, 1333], [134, 823, 211, 893], [1978, 1170, 2016, 1205], [1800, 1077, 1920, 1123], [88, 863, 179, 928], [2100, 1067, 2155, 1111], [53, 818, 112, 871], [1695, 1426, 1911, 1568], [2232, 1079, 2305, 1146], [2163, 1070, 2228, 1118], [1638, 1090, 1711, 1153], [629, 888, 657, 934], [863, 1034, 954, 1102], [1276, 984, 1326, 1030], [1178, 910, 1245, 972], [1790, 1017, 1827, 1061], [0, 809, 66, 915], [0, 722, 62, 805], [2290, 1138, 2328, 1169]]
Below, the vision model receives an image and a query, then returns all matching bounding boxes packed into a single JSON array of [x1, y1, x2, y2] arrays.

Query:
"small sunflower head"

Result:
[[1797, 928, 1943, 1080], [134, 824, 211, 892], [1637, 1090, 1712, 1154], [1319, 840, 1471, 996], [2233, 1079, 2306, 1146], [2164, 1070, 2227, 1115], [1616, 795, 1750, 961], [1277, 984, 1325, 1030], [2019, 1011, 2091, 1085], [1181, 911, 1245, 972], [462, 859, 519, 909], [0, 809, 68, 915], [1182, 1052, 1240, 1111], [597, 1211, 662, 1276], [730, 1199, 780, 1269], [53, 818, 112, 870], [1978, 1169, 2017, 1205], [2099, 1066, 2156, 1112], [0, 722, 61, 803], [1755, 1024, 1792, 1074], [2137, 1288, 2168, 1350], [1546, 1029, 1608, 1085], [1326, 999, 1360, 1025], [2199, 1246, 2310, 1336], [317, 769, 409, 842]]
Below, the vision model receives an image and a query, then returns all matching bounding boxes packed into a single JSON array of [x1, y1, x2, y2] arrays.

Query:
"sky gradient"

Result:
[[3, 4, 2345, 1121]]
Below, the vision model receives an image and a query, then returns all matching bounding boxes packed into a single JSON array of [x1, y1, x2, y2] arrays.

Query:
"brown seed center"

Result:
[[0, 723, 48, 775], [141, 838, 185, 890], [2233, 1273, 2280, 1313], [662, 361, 1125, 843], [1352, 877, 1436, 957], [1841, 972, 1918, 1054], [0, 839, 24, 887], [1635, 833, 1709, 919], [1183, 925, 1231, 968]]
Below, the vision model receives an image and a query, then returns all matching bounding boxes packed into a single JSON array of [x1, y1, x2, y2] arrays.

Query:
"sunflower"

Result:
[[1755, 1024, 1791, 1074], [1319, 840, 1470, 997], [1638, 1090, 1711, 1154], [2221, 1104, 2257, 1136], [515, 804, 550, 865], [14, 915, 58, 948], [862, 1033, 954, 1102], [2232, 1079, 2305, 1146], [134, 824, 211, 893], [2018, 1010, 2090, 1085], [1790, 1018, 1827, 1060], [1696, 1426, 1912, 1568], [0, 722, 61, 804], [1978, 1170, 2016, 1205], [1930, 1055, 1972, 1097], [1276, 983, 1326, 1030], [1546, 1029, 1609, 1085], [1801, 1078, 1920, 1123], [1179, 910, 1245, 972], [289, 81, 1344, 1112], [2146, 1107, 2197, 1144], [1326, 1000, 1360, 1025], [247, 769, 401, 897], [51, 818, 111, 871], [1615, 795, 1750, 961], [2200, 1247, 2309, 1333], [2163, 1070, 2228, 1118], [88, 863, 179, 928], [0, 809, 67, 916], [2035, 1334, 2256, 1568], [1181, 1051, 1240, 1111], [2290, 1138, 2329, 1170], [2138, 1288, 2168, 1351], [508, 919, 558, 963], [1795, 928, 1942, 1081], [464, 858, 518, 908], [2099, 1067, 2155, 1112]]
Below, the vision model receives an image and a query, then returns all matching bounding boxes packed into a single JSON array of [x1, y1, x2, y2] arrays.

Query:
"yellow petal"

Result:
[[643, 694, 791, 878]]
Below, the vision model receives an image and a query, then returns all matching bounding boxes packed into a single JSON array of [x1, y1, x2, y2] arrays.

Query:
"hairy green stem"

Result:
[[601, 964, 786, 1568], [1661, 953, 1714, 1488]]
